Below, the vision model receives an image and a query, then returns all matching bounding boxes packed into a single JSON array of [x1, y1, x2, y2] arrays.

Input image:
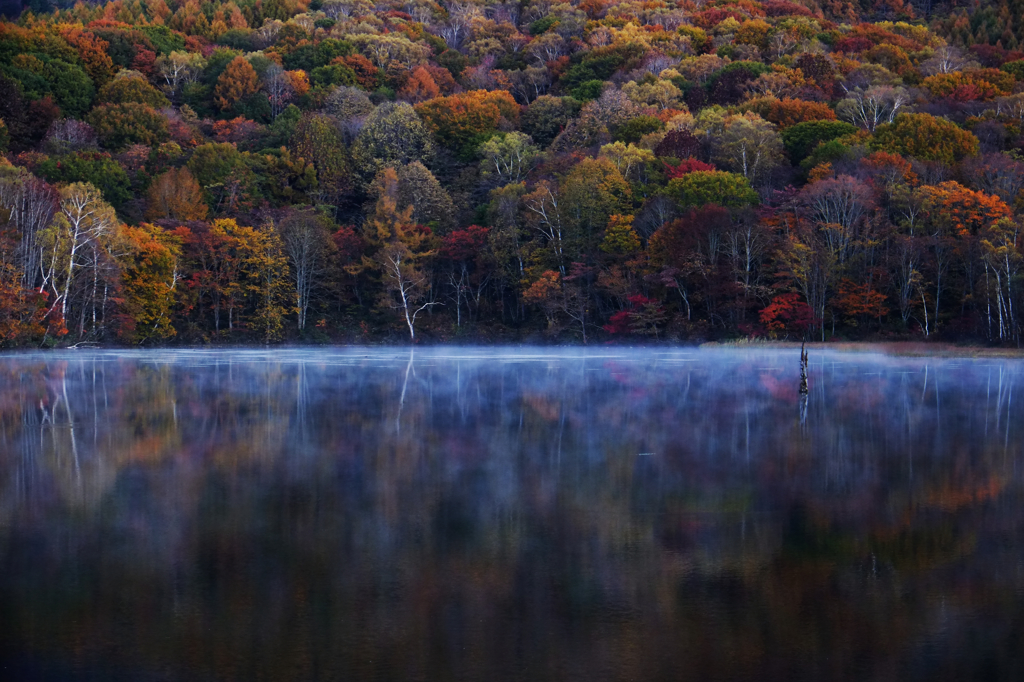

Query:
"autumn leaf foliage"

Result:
[[759, 293, 814, 337], [214, 56, 260, 112]]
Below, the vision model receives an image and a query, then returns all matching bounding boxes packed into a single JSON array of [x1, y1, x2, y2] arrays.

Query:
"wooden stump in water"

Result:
[[799, 342, 809, 395]]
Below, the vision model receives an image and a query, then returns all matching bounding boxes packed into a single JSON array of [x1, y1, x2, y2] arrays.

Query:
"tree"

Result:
[[0, 75, 41, 151], [621, 79, 684, 109], [415, 89, 519, 153], [214, 56, 260, 112], [156, 50, 206, 101], [921, 45, 971, 75], [37, 152, 132, 209], [97, 72, 170, 107], [87, 103, 170, 149], [598, 142, 655, 184], [206, 218, 291, 341], [479, 132, 538, 185], [279, 209, 334, 332], [922, 69, 1013, 101], [262, 63, 294, 118], [759, 292, 814, 337], [0, 167, 57, 291], [666, 171, 759, 209], [0, 259, 46, 346], [872, 113, 979, 166], [439, 225, 490, 327], [599, 214, 641, 256], [782, 121, 858, 163], [523, 270, 562, 330], [664, 158, 717, 178], [764, 98, 837, 128], [603, 294, 667, 338], [391, 162, 455, 233], [351, 102, 435, 181], [833, 278, 888, 326], [291, 113, 350, 205], [175, 220, 237, 335], [240, 221, 292, 343], [801, 175, 874, 264], [41, 60, 95, 119], [62, 28, 115, 88], [961, 153, 1024, 208], [654, 129, 704, 161], [836, 86, 909, 131], [349, 33, 430, 70], [521, 95, 578, 147], [777, 230, 834, 341], [398, 66, 440, 103], [338, 54, 380, 90], [917, 181, 1011, 238], [355, 168, 439, 341], [711, 112, 785, 187], [648, 204, 733, 323], [980, 218, 1021, 342], [186, 143, 258, 214], [558, 158, 633, 261], [560, 262, 592, 343], [117, 222, 181, 344], [146, 167, 208, 221], [615, 116, 664, 144], [553, 89, 642, 151], [44, 118, 97, 154], [310, 61, 357, 89], [325, 84, 374, 119], [38, 183, 118, 337]]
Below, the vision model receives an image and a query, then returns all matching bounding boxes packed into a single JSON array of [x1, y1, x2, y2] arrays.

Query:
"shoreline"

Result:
[[3, 340, 1024, 359], [700, 340, 1024, 358]]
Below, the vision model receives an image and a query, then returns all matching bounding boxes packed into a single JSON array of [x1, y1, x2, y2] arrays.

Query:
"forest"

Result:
[[0, 0, 1023, 345]]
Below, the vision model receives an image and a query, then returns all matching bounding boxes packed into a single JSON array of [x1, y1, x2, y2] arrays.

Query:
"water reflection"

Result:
[[0, 347, 1022, 681]]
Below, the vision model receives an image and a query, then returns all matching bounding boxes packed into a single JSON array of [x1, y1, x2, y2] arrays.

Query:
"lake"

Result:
[[0, 347, 1022, 681]]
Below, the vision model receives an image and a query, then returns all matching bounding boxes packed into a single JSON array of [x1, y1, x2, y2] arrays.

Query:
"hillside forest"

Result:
[[1, 0, 1024, 345]]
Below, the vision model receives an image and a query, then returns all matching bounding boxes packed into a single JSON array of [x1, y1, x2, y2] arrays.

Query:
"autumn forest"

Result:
[[1, 0, 1024, 345]]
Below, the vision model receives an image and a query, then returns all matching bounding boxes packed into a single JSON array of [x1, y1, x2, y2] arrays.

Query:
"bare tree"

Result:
[[156, 51, 206, 101], [801, 175, 873, 264], [0, 168, 57, 291], [279, 210, 334, 332], [43, 119, 97, 154], [263, 64, 294, 119], [379, 242, 440, 342], [921, 45, 972, 76], [837, 86, 909, 131]]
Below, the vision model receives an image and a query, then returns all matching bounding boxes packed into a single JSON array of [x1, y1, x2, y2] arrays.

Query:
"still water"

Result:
[[0, 347, 1022, 681]]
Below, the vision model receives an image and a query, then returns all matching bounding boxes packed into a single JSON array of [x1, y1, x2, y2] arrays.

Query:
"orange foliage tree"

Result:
[[833, 278, 888, 324], [764, 98, 837, 128], [917, 182, 1012, 237], [146, 167, 209, 221], [416, 90, 519, 151], [398, 66, 440, 103], [214, 56, 260, 111], [922, 69, 1015, 101], [61, 29, 115, 87], [0, 258, 46, 346], [523, 270, 562, 330]]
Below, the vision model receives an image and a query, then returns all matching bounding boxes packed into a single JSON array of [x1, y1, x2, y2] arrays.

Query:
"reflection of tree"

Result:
[[0, 351, 1021, 681]]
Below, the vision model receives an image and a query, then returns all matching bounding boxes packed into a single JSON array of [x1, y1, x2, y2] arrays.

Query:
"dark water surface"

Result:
[[1, 347, 1023, 681]]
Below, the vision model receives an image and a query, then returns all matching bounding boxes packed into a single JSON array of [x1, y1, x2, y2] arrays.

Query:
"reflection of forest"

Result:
[[0, 350, 1022, 681]]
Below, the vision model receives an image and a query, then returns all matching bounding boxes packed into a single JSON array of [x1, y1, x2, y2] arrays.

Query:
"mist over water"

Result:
[[1, 347, 1022, 681]]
